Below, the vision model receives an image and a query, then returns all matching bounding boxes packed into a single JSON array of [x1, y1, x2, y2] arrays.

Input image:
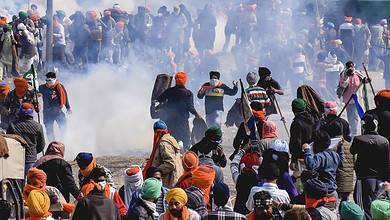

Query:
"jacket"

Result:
[[157, 85, 198, 120], [197, 82, 238, 114], [322, 114, 352, 142], [126, 197, 158, 220], [37, 158, 79, 202], [350, 131, 390, 181], [151, 133, 183, 188], [7, 116, 45, 162], [304, 148, 342, 192], [289, 111, 315, 162], [336, 140, 355, 193], [39, 83, 71, 112], [72, 190, 121, 220]]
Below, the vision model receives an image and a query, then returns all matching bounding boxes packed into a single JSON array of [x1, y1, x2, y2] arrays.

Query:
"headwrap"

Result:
[[192, 165, 215, 206], [324, 101, 337, 115], [240, 152, 260, 174], [0, 81, 10, 100], [371, 199, 390, 220], [81, 168, 110, 198], [27, 190, 51, 219], [253, 191, 273, 208], [34, 141, 65, 167], [141, 177, 162, 199], [143, 121, 169, 178], [19, 11, 28, 20], [262, 120, 277, 139], [182, 151, 198, 172], [175, 72, 187, 86], [271, 139, 289, 153], [14, 78, 29, 98], [375, 89, 390, 109], [18, 102, 35, 118], [246, 72, 258, 85], [340, 202, 364, 220], [205, 126, 222, 143], [46, 78, 67, 108], [292, 98, 307, 113], [213, 182, 230, 207], [24, 168, 47, 201], [209, 71, 220, 79], [76, 152, 96, 177], [124, 165, 143, 207], [326, 22, 335, 29], [166, 188, 188, 205]]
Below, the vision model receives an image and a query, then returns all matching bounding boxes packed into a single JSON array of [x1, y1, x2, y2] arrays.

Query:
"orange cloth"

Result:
[[143, 129, 168, 178], [79, 158, 97, 177], [191, 165, 215, 210], [47, 80, 67, 108], [175, 72, 187, 86], [305, 196, 337, 209], [201, 81, 224, 93], [162, 206, 189, 220], [126, 166, 140, 176], [377, 89, 390, 99], [182, 151, 199, 172], [252, 110, 266, 121], [14, 78, 29, 98], [81, 179, 110, 198], [0, 83, 10, 96], [24, 168, 47, 201]]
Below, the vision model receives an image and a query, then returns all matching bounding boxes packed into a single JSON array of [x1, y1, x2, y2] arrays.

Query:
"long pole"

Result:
[[271, 93, 290, 138], [45, 0, 53, 72], [362, 63, 376, 96]]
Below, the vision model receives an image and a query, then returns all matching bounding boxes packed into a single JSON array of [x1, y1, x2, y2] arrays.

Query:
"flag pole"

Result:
[[362, 63, 376, 96], [31, 64, 41, 124]]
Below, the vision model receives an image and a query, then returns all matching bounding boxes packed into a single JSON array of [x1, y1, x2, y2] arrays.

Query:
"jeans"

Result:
[[206, 110, 223, 128], [43, 109, 67, 141], [346, 104, 360, 137]]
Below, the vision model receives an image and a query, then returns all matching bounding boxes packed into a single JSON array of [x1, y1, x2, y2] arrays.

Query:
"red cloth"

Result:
[[252, 110, 266, 121], [34, 141, 65, 167], [246, 212, 256, 220], [142, 129, 168, 178], [175, 72, 187, 86], [305, 196, 337, 209], [262, 120, 277, 139], [113, 191, 128, 218], [240, 152, 261, 174], [14, 78, 29, 98], [192, 165, 215, 211], [47, 80, 67, 108], [126, 166, 140, 176]]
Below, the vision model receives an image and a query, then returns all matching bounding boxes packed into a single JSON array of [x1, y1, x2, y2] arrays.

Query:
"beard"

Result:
[[170, 209, 183, 218]]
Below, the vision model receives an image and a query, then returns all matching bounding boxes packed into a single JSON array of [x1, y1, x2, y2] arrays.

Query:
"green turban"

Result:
[[19, 11, 28, 20], [292, 98, 307, 113], [141, 177, 162, 199]]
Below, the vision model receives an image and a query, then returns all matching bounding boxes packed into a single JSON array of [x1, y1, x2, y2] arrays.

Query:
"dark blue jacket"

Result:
[[39, 83, 70, 112], [304, 148, 342, 192], [197, 82, 238, 114]]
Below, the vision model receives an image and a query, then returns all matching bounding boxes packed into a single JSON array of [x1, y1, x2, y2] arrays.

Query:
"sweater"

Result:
[[197, 82, 238, 114]]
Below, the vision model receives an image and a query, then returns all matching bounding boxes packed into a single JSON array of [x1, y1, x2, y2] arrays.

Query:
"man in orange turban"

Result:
[[157, 71, 201, 150]]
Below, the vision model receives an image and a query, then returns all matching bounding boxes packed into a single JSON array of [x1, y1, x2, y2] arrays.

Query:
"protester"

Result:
[[245, 71, 271, 109], [7, 102, 45, 177], [190, 165, 216, 211], [246, 191, 282, 220], [365, 89, 390, 141], [176, 151, 199, 190], [160, 188, 200, 220], [259, 120, 278, 152], [118, 165, 143, 209], [257, 67, 284, 115], [38, 72, 71, 141], [197, 71, 238, 127], [202, 182, 246, 220], [126, 177, 162, 220], [144, 167, 169, 215], [144, 120, 183, 188], [26, 190, 54, 220], [157, 72, 201, 149], [35, 141, 80, 202], [321, 101, 351, 142], [351, 114, 390, 219], [75, 152, 114, 187]]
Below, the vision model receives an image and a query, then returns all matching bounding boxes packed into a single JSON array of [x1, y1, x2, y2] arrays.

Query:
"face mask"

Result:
[[46, 78, 56, 86], [98, 180, 107, 190], [210, 79, 219, 86]]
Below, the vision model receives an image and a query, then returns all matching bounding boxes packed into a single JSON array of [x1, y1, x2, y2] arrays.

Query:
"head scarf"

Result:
[[262, 120, 277, 139], [124, 165, 143, 207], [14, 78, 29, 98], [324, 101, 337, 115], [143, 121, 169, 178], [18, 102, 35, 118], [175, 72, 187, 86], [192, 165, 215, 206], [292, 98, 307, 113], [34, 141, 65, 167], [163, 188, 189, 220], [24, 168, 47, 201], [141, 177, 162, 199], [27, 190, 51, 219], [375, 89, 390, 109]]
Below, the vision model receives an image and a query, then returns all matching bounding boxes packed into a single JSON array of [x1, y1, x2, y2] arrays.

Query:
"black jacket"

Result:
[[72, 190, 121, 220], [157, 85, 198, 120], [289, 111, 315, 162], [365, 108, 390, 142], [7, 116, 45, 162], [126, 197, 155, 220], [37, 159, 79, 202], [350, 131, 390, 181], [321, 114, 351, 142], [190, 138, 227, 168]]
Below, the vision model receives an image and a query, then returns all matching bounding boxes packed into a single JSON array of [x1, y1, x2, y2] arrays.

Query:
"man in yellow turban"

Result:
[[160, 188, 200, 220], [26, 190, 52, 220]]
